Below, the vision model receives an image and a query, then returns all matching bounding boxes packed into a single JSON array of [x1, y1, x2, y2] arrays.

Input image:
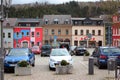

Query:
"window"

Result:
[[36, 32, 40, 37], [45, 29, 48, 35], [8, 33, 11, 38], [58, 29, 61, 35], [37, 42, 39, 46], [75, 30, 78, 35], [32, 32, 34, 37], [30, 23, 37, 27], [86, 30, 89, 35], [66, 29, 69, 35], [92, 30, 95, 35], [64, 19, 69, 24], [16, 32, 19, 37], [20, 23, 26, 26], [54, 19, 59, 24], [22, 32, 24, 36], [31, 42, 34, 47], [80, 30, 83, 35], [98, 30, 101, 35], [3, 32, 5, 38], [27, 32, 29, 36], [45, 19, 49, 24], [51, 29, 55, 35]]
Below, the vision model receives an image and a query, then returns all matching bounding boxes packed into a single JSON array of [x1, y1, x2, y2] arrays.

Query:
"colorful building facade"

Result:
[[13, 27, 43, 48]]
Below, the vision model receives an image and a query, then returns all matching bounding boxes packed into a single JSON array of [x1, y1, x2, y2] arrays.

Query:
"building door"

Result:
[[98, 41, 102, 46], [22, 41, 28, 48]]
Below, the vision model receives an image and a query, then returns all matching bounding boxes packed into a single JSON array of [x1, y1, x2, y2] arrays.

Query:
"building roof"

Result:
[[3, 18, 17, 27], [43, 15, 71, 24], [16, 18, 42, 23], [71, 17, 103, 21]]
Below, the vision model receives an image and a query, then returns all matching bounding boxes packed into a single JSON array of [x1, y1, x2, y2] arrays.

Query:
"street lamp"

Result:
[[0, 0, 11, 80]]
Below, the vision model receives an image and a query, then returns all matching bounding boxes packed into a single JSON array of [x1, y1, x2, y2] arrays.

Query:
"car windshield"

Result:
[[51, 49, 70, 56], [8, 49, 28, 56], [32, 46, 39, 50], [42, 45, 51, 50], [101, 47, 120, 54]]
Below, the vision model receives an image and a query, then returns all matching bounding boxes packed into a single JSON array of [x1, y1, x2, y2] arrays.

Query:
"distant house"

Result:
[[3, 18, 17, 48]]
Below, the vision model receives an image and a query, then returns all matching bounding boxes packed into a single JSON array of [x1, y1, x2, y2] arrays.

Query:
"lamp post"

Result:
[[0, 0, 11, 80]]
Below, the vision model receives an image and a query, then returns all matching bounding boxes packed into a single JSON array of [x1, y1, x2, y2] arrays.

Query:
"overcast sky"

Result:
[[12, 0, 100, 4]]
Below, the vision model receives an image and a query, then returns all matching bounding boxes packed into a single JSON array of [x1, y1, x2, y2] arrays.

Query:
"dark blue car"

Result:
[[92, 46, 120, 69], [4, 48, 35, 71]]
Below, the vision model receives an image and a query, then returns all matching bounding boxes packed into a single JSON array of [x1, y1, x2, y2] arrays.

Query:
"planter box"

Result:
[[15, 66, 32, 76], [56, 65, 73, 74]]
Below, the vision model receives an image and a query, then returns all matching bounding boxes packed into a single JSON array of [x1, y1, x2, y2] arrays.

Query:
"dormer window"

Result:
[[54, 18, 59, 24], [6, 23, 10, 27], [45, 19, 49, 24], [64, 19, 69, 24]]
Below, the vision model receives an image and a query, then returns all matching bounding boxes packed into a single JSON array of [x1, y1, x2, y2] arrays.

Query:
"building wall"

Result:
[[72, 26, 105, 47], [43, 24, 72, 45], [13, 27, 43, 48], [3, 28, 13, 48]]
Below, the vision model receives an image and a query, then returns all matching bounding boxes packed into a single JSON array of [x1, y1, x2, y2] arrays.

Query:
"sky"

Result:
[[12, 0, 100, 4]]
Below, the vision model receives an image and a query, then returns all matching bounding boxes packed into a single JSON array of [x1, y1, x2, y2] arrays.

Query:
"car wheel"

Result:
[[98, 62, 102, 69], [32, 63, 35, 67], [49, 65, 52, 70], [41, 54, 43, 57]]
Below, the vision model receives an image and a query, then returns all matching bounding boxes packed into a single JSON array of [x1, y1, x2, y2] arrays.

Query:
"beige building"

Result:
[[43, 15, 72, 46], [71, 18, 105, 47]]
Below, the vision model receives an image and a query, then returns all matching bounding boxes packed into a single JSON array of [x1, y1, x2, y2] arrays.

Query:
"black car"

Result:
[[74, 47, 87, 56], [41, 45, 52, 57]]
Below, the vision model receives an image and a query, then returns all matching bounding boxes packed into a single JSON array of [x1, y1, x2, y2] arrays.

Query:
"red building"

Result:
[[112, 15, 120, 47], [13, 27, 43, 48]]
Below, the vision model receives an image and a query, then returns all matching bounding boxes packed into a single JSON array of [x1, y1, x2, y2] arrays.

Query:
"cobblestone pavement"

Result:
[[4, 48, 115, 80]]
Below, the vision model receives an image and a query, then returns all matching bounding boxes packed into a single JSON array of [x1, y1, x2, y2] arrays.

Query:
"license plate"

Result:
[[10, 64, 16, 66]]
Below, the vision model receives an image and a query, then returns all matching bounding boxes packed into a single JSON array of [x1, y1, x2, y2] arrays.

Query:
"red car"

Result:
[[31, 46, 41, 54]]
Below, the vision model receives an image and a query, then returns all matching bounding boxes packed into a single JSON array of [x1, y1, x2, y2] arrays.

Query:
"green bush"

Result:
[[84, 51, 90, 56], [60, 60, 69, 66], [17, 60, 29, 67]]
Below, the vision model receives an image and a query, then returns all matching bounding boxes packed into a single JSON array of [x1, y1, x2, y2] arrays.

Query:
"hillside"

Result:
[[7, 1, 120, 18]]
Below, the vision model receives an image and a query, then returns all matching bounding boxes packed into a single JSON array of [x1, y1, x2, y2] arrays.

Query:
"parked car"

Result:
[[69, 45, 77, 56], [49, 48, 73, 70], [4, 48, 35, 71], [59, 42, 70, 51], [31, 46, 41, 54], [41, 45, 52, 57], [91, 46, 120, 69], [74, 47, 87, 56]]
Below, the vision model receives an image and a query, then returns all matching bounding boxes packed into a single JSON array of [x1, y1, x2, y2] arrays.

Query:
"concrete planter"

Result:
[[15, 66, 32, 76], [56, 65, 73, 74]]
